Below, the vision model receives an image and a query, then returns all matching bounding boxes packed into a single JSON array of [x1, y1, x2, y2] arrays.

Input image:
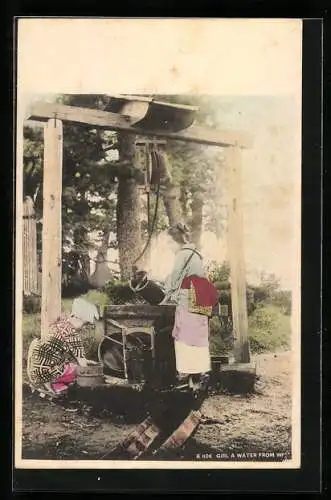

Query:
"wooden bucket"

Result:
[[76, 363, 104, 388], [129, 274, 165, 305]]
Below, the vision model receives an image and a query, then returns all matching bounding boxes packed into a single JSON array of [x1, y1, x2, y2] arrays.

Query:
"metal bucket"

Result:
[[98, 333, 125, 377], [98, 331, 152, 381], [129, 272, 165, 305], [76, 362, 104, 387]]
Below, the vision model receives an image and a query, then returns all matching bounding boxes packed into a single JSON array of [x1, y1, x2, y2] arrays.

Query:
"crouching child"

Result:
[[27, 298, 100, 398]]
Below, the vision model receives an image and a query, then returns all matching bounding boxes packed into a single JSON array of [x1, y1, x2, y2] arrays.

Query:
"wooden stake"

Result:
[[226, 146, 250, 363], [41, 119, 63, 338]]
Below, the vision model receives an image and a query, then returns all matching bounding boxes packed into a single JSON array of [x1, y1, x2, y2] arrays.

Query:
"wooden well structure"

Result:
[[24, 95, 253, 364]]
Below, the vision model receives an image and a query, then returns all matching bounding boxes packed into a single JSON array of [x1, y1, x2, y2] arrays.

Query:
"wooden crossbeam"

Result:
[[135, 139, 167, 145], [26, 102, 253, 148]]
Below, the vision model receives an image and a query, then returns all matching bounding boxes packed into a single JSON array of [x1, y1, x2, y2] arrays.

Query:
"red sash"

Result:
[[181, 275, 218, 307]]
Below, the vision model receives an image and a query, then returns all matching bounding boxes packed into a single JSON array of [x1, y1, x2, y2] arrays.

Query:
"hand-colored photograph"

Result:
[[15, 18, 302, 470]]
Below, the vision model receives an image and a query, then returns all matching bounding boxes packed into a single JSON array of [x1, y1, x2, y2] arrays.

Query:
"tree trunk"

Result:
[[89, 226, 114, 288], [191, 192, 204, 251], [179, 185, 189, 222], [156, 151, 183, 227], [116, 134, 142, 280], [73, 226, 91, 282]]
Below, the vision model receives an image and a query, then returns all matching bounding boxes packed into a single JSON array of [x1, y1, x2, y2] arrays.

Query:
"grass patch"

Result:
[[209, 304, 291, 356], [248, 304, 291, 353]]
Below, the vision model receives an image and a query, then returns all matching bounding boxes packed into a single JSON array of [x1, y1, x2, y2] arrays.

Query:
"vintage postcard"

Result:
[[15, 18, 302, 471]]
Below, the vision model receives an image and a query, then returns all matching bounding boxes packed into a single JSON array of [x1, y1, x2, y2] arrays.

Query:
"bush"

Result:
[[23, 295, 41, 314], [22, 313, 41, 369], [271, 290, 292, 315], [250, 285, 268, 304], [248, 304, 291, 353], [208, 263, 263, 317], [103, 280, 143, 305], [208, 261, 230, 283], [209, 316, 234, 355]]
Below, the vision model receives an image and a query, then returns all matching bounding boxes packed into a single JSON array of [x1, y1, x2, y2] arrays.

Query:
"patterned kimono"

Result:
[[27, 317, 86, 393], [164, 244, 212, 375]]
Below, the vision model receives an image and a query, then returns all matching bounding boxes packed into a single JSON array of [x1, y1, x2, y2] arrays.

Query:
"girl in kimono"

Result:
[[161, 223, 218, 391], [27, 298, 100, 397]]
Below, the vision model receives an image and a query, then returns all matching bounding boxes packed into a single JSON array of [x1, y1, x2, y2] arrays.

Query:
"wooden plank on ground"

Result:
[[220, 363, 256, 374]]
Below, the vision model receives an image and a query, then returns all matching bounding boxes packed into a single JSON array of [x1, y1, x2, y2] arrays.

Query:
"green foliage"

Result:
[[209, 303, 291, 356], [23, 126, 44, 216], [248, 304, 291, 353], [103, 280, 140, 305], [209, 316, 234, 355], [22, 313, 41, 370], [23, 295, 41, 314], [258, 272, 281, 301], [58, 95, 118, 238], [271, 290, 292, 315], [249, 273, 291, 315], [208, 261, 258, 316], [208, 261, 231, 282], [24, 94, 121, 289], [206, 261, 291, 355], [206, 261, 234, 355], [249, 285, 268, 305]]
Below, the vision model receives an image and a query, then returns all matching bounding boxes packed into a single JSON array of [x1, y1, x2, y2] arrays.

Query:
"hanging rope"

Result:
[[60, 146, 164, 270], [132, 148, 162, 267]]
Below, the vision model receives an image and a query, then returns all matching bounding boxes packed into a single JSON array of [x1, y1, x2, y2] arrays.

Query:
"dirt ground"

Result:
[[20, 350, 292, 462]]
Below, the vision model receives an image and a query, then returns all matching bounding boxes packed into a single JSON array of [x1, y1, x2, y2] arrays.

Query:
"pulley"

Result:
[[134, 138, 167, 192], [131, 139, 173, 268]]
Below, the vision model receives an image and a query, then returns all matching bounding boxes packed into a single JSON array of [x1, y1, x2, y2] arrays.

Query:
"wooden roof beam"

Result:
[[25, 102, 253, 148]]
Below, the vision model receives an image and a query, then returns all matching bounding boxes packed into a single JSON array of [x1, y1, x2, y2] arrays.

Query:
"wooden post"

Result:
[[41, 119, 63, 338], [226, 145, 250, 363]]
